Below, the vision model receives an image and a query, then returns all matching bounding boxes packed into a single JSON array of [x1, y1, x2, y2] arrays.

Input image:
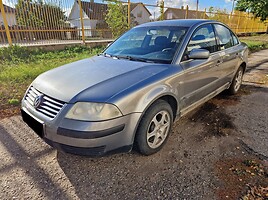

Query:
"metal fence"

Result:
[[0, 0, 267, 47]]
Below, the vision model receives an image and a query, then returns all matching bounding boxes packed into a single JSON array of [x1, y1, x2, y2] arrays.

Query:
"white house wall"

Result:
[[131, 4, 150, 24], [0, 12, 17, 26], [69, 2, 97, 37], [69, 18, 99, 37], [69, 2, 88, 21]]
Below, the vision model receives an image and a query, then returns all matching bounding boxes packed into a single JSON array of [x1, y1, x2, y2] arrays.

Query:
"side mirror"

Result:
[[188, 49, 210, 59]]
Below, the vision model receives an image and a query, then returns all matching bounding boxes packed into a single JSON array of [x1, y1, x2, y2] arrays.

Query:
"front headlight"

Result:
[[65, 102, 122, 121]]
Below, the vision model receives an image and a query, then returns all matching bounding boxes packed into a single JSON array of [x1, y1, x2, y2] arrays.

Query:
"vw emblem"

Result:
[[33, 95, 44, 109]]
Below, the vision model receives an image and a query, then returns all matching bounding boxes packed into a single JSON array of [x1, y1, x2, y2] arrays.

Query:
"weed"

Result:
[[8, 99, 20, 105]]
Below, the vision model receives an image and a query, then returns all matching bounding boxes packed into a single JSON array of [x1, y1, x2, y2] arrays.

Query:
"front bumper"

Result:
[[21, 100, 141, 156]]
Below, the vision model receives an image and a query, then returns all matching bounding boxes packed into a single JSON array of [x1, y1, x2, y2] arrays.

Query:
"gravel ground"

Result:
[[0, 50, 267, 199]]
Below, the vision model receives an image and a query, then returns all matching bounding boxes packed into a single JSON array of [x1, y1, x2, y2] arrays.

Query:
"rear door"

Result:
[[213, 24, 241, 86], [179, 24, 221, 110]]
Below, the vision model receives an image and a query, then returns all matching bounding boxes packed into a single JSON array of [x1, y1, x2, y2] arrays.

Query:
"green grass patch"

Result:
[[241, 40, 268, 52], [239, 34, 268, 53], [0, 45, 104, 108]]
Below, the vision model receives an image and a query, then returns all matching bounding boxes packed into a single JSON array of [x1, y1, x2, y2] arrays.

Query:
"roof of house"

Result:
[[80, 1, 108, 20], [129, 3, 152, 16], [1, 4, 16, 13], [164, 8, 208, 19], [77, 1, 151, 20]]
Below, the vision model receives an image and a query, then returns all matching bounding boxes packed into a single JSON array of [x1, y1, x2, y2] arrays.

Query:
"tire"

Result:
[[228, 66, 244, 95], [135, 99, 173, 155]]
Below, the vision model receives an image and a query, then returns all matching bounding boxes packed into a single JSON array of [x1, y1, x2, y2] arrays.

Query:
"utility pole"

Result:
[[231, 0, 236, 14], [128, 0, 131, 28], [196, 0, 199, 18]]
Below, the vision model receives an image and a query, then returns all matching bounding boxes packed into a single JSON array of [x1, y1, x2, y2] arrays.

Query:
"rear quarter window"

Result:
[[231, 32, 239, 46]]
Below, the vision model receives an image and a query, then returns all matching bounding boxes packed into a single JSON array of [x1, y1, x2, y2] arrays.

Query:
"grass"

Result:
[[0, 45, 105, 112], [239, 34, 268, 52]]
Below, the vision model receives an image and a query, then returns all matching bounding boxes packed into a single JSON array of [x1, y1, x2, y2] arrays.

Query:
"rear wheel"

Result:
[[135, 100, 173, 155], [228, 66, 244, 95]]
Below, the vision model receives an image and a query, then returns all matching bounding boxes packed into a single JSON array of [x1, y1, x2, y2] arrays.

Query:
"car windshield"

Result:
[[103, 26, 188, 64]]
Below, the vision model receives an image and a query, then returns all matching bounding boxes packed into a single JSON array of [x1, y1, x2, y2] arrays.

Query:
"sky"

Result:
[[3, 0, 236, 17], [124, 0, 236, 19], [124, 0, 235, 12]]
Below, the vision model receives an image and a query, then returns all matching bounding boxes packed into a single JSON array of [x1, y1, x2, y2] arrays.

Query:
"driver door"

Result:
[[179, 24, 221, 111]]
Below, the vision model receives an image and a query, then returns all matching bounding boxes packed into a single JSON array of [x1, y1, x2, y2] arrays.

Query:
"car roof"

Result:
[[136, 19, 216, 28]]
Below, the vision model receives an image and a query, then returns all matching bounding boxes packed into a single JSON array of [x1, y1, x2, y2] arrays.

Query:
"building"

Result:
[[0, 4, 16, 26], [127, 2, 151, 25], [68, 1, 151, 37], [164, 7, 208, 20]]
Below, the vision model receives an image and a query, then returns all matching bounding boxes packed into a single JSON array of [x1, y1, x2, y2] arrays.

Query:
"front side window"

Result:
[[214, 24, 233, 50], [187, 24, 217, 54], [104, 26, 188, 64]]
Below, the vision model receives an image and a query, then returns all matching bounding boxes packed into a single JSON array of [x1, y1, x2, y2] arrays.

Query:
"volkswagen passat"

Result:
[[21, 20, 248, 156]]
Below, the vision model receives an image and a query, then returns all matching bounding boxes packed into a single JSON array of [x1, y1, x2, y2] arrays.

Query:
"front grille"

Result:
[[25, 86, 65, 119]]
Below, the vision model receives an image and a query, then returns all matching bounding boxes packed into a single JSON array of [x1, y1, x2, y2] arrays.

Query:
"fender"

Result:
[[135, 85, 179, 116], [127, 84, 179, 144]]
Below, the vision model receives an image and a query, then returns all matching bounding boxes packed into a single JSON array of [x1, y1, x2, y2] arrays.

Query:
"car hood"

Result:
[[32, 56, 169, 103]]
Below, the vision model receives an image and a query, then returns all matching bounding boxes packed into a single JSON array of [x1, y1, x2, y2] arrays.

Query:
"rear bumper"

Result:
[[21, 103, 141, 156]]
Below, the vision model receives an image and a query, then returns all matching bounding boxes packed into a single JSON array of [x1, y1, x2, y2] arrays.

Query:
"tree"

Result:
[[235, 0, 268, 21], [16, 0, 66, 28], [157, 0, 164, 21], [105, 0, 128, 38], [208, 7, 229, 24]]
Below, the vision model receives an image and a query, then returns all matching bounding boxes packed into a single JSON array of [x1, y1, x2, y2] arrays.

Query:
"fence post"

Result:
[[78, 0, 85, 44], [250, 16, 255, 33], [236, 12, 241, 34], [0, 0, 12, 46], [228, 10, 233, 28], [256, 18, 261, 33], [203, 8, 206, 19], [244, 13, 249, 33], [185, 5, 189, 19]]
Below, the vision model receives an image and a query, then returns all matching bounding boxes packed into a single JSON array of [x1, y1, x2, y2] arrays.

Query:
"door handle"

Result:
[[216, 60, 221, 66]]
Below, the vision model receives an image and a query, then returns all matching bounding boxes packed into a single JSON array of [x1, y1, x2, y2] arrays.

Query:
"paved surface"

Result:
[[0, 50, 267, 199], [244, 49, 268, 87]]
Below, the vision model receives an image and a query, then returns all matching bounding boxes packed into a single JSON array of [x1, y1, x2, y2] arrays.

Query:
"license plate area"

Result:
[[21, 109, 44, 138]]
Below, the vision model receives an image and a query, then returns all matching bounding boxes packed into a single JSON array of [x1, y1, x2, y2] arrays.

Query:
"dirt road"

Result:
[[0, 50, 267, 199]]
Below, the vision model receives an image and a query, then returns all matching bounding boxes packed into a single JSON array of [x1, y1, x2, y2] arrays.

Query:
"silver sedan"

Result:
[[21, 19, 248, 156]]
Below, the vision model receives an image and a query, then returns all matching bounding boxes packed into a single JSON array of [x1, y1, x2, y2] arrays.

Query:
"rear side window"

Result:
[[231, 32, 239, 46], [214, 24, 233, 50], [187, 24, 217, 53]]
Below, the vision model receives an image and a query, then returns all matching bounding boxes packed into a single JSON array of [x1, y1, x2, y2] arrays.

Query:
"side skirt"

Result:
[[178, 82, 230, 119]]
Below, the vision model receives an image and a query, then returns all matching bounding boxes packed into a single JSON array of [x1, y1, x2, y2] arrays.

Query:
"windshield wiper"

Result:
[[98, 52, 112, 57], [115, 55, 155, 63]]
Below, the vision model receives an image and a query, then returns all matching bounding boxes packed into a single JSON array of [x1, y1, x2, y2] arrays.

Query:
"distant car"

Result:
[[21, 19, 248, 156]]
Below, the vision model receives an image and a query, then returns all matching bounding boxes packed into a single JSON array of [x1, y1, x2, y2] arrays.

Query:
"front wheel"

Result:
[[135, 100, 173, 155], [228, 66, 244, 95]]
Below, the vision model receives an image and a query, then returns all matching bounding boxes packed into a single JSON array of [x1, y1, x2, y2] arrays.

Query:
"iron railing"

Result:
[[0, 0, 267, 47]]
